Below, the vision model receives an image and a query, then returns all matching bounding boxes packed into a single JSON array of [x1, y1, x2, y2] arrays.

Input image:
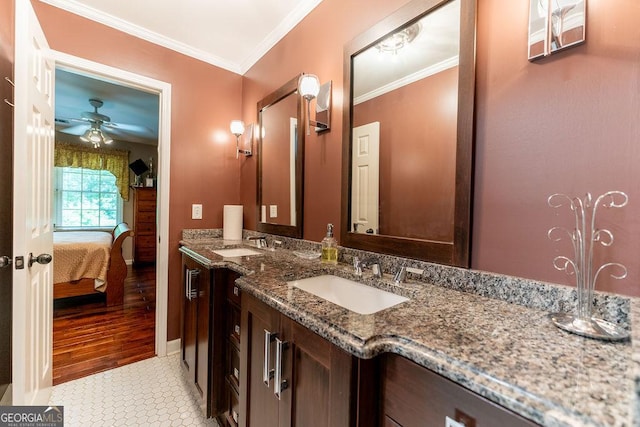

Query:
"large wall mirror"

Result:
[[341, 0, 476, 266], [257, 74, 305, 238]]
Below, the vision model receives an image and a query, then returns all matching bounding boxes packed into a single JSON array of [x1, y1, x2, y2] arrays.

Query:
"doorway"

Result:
[[51, 50, 171, 360]]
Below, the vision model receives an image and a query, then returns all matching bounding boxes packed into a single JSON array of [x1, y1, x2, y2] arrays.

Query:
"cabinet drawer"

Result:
[[137, 201, 156, 212], [227, 281, 241, 306], [382, 354, 538, 427], [135, 235, 156, 247], [135, 249, 156, 263], [136, 189, 157, 201], [134, 221, 156, 234], [136, 211, 156, 223], [227, 306, 240, 346], [225, 384, 240, 427], [226, 345, 240, 391]]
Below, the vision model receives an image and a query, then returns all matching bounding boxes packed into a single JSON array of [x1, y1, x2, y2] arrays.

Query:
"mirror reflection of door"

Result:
[[351, 0, 459, 242], [351, 122, 380, 234]]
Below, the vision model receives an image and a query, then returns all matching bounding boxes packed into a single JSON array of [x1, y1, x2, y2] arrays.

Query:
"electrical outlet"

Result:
[[192, 204, 203, 220], [269, 205, 278, 218]]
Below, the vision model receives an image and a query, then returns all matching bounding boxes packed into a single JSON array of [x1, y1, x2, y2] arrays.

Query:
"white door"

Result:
[[12, 0, 55, 405], [351, 122, 380, 235]]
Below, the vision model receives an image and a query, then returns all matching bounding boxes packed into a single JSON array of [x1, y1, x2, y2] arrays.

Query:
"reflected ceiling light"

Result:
[[230, 120, 252, 158], [376, 22, 421, 55], [80, 125, 113, 148], [297, 73, 331, 136]]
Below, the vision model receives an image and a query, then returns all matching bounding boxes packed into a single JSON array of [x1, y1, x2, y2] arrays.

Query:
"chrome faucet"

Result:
[[353, 256, 382, 278], [247, 236, 268, 249]]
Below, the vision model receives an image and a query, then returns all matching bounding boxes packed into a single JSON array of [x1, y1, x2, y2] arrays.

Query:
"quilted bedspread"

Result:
[[53, 231, 112, 290]]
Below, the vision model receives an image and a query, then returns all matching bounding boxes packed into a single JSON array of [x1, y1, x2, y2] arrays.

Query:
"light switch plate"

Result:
[[191, 204, 202, 220], [269, 205, 278, 218]]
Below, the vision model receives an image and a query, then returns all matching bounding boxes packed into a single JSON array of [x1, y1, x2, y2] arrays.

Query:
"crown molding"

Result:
[[39, 0, 243, 74], [39, 0, 322, 76], [354, 56, 459, 105], [238, 0, 323, 74]]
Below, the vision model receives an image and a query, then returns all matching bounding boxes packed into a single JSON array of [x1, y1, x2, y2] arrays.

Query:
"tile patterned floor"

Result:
[[49, 353, 218, 427]]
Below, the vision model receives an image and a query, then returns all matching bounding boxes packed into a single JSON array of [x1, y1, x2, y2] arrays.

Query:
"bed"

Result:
[[53, 222, 133, 306]]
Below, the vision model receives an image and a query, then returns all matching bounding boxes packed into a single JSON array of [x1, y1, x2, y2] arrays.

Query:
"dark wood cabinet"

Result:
[[181, 254, 229, 418], [222, 270, 242, 427], [132, 187, 156, 264], [381, 354, 538, 427], [239, 293, 355, 427]]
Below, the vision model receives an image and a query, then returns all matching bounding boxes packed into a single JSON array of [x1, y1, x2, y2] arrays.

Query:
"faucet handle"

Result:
[[370, 263, 382, 279], [393, 266, 407, 284], [353, 257, 363, 276]]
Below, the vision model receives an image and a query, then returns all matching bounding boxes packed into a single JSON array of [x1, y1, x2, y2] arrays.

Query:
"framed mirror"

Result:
[[341, 0, 476, 267], [257, 74, 305, 238]]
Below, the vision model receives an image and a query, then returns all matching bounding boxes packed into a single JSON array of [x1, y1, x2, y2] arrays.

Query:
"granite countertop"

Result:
[[179, 237, 635, 427]]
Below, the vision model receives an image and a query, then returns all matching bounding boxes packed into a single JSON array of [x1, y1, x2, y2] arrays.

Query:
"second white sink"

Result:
[[288, 275, 409, 315], [213, 248, 262, 257]]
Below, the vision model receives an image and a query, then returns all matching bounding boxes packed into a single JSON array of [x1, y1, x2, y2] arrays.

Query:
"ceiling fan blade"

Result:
[[103, 122, 156, 138], [58, 124, 90, 135]]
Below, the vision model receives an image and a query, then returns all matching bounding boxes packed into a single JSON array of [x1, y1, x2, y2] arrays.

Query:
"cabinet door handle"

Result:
[[263, 329, 276, 387], [274, 337, 289, 400], [188, 269, 200, 299], [186, 268, 192, 300]]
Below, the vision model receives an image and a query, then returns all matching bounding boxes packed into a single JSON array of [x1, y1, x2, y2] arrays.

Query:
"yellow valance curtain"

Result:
[[54, 142, 130, 201]]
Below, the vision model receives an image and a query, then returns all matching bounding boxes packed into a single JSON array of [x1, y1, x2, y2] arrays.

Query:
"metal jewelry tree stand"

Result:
[[547, 191, 629, 341]]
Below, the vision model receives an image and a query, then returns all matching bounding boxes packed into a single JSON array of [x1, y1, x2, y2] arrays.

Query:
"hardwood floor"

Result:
[[53, 264, 156, 385]]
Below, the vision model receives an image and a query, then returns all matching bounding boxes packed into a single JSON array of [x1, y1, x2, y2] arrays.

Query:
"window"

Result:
[[54, 167, 123, 229]]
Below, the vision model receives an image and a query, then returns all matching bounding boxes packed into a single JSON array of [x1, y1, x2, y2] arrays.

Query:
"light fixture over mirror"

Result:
[[298, 73, 331, 135], [376, 22, 421, 54], [341, 0, 476, 267]]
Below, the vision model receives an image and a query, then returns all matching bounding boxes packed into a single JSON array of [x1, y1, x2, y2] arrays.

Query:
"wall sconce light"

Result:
[[230, 120, 253, 158], [298, 73, 331, 135]]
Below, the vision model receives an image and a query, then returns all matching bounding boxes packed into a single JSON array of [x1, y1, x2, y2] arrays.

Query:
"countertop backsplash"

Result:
[[181, 228, 632, 329]]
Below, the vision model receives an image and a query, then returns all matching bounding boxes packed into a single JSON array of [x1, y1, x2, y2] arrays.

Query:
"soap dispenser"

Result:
[[321, 223, 338, 264]]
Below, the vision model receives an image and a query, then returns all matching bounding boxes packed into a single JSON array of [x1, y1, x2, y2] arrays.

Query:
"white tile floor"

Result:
[[49, 353, 219, 427]]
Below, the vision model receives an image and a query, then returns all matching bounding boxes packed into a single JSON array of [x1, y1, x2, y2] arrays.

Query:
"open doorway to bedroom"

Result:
[[50, 58, 169, 384]]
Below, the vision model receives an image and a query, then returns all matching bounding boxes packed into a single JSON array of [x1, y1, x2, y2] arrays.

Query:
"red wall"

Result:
[[32, 2, 243, 340], [353, 68, 458, 240], [241, 0, 640, 297], [31, 0, 640, 346]]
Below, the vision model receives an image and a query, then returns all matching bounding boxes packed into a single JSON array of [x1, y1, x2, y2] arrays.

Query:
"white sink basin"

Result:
[[288, 275, 409, 315], [213, 248, 262, 257]]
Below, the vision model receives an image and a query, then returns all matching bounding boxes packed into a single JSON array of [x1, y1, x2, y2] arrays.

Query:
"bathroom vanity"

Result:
[[179, 233, 635, 427]]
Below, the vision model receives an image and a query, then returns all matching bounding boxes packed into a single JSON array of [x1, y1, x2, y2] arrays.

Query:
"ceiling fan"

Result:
[[56, 98, 155, 148]]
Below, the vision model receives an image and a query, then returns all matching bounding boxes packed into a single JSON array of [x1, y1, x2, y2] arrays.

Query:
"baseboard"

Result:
[[166, 339, 181, 355]]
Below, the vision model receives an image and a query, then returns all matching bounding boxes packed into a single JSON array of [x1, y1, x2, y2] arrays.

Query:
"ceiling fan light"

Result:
[[102, 133, 113, 144]]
